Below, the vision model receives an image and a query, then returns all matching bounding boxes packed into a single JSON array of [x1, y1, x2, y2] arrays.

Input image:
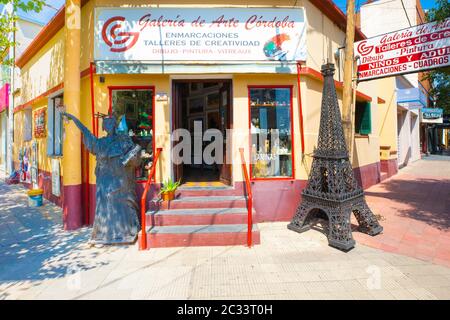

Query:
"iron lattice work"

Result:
[[288, 63, 383, 251]]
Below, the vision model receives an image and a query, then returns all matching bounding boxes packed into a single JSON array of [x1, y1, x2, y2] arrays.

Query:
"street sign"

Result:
[[355, 18, 450, 81]]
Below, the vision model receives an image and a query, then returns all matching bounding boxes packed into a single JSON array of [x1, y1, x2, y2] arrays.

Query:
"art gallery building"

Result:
[[12, 0, 398, 245]]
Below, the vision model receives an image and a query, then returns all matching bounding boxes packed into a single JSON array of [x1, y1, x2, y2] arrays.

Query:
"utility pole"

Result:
[[342, 0, 356, 162], [6, 2, 15, 175]]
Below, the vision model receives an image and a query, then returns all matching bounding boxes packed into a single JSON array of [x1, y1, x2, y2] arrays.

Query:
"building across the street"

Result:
[[12, 0, 398, 244], [360, 0, 433, 168]]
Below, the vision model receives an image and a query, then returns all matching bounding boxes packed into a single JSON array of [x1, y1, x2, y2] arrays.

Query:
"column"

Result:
[[62, 0, 82, 230]]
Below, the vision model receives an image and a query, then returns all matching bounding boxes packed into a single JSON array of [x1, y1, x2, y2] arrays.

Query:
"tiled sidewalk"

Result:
[[354, 155, 450, 268], [1, 171, 450, 300]]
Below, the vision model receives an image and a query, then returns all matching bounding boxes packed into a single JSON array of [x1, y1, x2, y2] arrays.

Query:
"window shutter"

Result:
[[47, 98, 54, 156], [360, 102, 372, 135]]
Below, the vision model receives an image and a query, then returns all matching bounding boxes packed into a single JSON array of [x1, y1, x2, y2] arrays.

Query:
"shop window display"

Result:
[[249, 86, 293, 179], [111, 88, 154, 181]]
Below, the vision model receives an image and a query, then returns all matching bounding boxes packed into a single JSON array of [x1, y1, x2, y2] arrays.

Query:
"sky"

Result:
[[333, 0, 439, 13], [0, 0, 442, 26]]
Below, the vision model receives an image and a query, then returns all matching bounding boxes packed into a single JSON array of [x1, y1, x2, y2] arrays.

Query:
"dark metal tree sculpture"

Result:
[[288, 63, 383, 251]]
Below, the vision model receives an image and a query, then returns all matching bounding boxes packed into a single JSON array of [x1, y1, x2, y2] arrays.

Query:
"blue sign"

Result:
[[421, 108, 443, 120]]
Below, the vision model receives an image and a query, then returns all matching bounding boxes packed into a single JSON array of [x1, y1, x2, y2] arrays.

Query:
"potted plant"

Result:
[[159, 179, 181, 201]]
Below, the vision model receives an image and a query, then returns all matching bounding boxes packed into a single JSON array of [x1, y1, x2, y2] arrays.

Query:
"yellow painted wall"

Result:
[[19, 29, 65, 104], [376, 77, 398, 160], [303, 0, 345, 80]]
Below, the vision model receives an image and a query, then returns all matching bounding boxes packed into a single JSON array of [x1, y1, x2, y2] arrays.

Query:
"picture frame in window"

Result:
[[206, 92, 220, 110], [206, 110, 220, 130], [203, 82, 219, 90], [188, 96, 204, 116], [190, 82, 203, 95]]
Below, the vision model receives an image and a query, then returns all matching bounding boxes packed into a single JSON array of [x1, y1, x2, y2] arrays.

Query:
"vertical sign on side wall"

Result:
[[31, 141, 38, 189], [51, 159, 61, 197], [355, 18, 450, 81]]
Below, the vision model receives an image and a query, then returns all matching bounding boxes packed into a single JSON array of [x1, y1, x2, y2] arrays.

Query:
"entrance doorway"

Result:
[[172, 80, 232, 186]]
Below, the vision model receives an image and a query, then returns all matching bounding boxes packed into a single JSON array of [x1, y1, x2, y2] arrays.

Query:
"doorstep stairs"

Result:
[[138, 187, 260, 248]]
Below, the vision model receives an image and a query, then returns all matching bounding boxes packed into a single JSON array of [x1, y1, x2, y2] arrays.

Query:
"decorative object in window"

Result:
[[188, 96, 205, 115], [206, 92, 220, 110]]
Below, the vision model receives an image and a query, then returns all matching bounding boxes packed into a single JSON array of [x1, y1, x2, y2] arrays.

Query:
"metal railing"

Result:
[[140, 147, 163, 250], [239, 148, 253, 248]]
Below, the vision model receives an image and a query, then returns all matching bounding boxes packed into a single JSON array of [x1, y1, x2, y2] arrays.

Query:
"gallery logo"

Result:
[[356, 40, 374, 56], [263, 33, 291, 60], [102, 16, 139, 52]]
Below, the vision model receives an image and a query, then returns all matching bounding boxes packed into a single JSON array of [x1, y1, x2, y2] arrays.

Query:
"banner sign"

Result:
[[31, 141, 38, 188], [51, 159, 61, 197], [94, 7, 307, 62], [355, 18, 450, 81], [0, 83, 9, 113]]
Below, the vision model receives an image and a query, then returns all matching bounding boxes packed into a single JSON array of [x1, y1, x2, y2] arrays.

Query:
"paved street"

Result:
[[1, 157, 450, 300]]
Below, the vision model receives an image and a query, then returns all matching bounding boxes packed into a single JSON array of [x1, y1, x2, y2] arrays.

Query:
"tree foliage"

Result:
[[0, 1, 44, 66], [426, 0, 450, 114]]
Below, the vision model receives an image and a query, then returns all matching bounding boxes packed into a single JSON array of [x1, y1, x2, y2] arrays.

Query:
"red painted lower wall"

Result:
[[380, 159, 398, 178], [63, 184, 83, 230], [353, 162, 381, 190], [239, 180, 307, 222]]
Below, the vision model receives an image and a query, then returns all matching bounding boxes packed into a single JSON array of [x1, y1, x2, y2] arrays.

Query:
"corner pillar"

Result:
[[62, 0, 82, 230]]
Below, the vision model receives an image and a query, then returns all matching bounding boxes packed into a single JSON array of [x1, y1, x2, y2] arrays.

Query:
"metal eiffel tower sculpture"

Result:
[[288, 63, 383, 251]]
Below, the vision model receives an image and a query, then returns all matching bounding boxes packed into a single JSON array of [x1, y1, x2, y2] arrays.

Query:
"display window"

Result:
[[109, 86, 155, 182], [248, 86, 294, 180]]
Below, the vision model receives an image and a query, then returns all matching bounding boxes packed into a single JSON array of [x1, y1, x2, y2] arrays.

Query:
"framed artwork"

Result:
[[190, 82, 203, 95], [34, 108, 46, 138], [188, 96, 204, 115], [206, 92, 220, 110], [206, 111, 220, 130]]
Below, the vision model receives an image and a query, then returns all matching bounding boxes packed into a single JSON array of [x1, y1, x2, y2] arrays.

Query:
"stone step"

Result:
[[176, 186, 243, 197], [139, 224, 260, 248], [160, 195, 247, 210], [146, 207, 255, 226]]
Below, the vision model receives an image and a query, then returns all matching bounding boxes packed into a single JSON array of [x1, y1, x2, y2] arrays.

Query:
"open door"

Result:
[[173, 81, 184, 183], [219, 81, 232, 185]]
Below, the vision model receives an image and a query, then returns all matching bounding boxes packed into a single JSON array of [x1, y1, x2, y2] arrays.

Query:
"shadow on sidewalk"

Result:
[[365, 177, 450, 231], [0, 182, 111, 285]]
